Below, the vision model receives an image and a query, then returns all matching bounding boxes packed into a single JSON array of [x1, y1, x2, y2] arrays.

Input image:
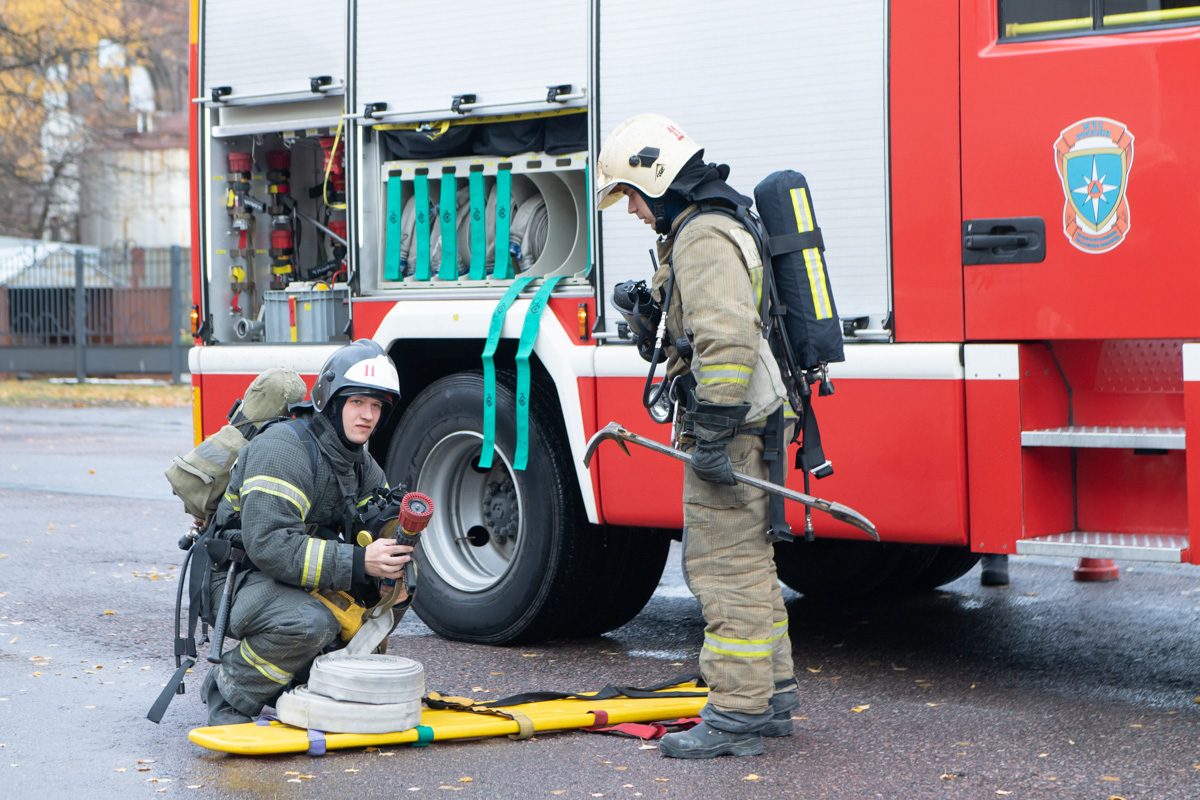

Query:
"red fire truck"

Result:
[[185, 0, 1200, 644]]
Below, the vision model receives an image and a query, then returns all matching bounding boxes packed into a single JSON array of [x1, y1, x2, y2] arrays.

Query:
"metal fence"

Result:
[[0, 245, 191, 381]]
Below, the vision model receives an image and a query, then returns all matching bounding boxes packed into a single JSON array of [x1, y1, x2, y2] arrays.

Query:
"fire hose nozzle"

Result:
[[399, 492, 434, 535]]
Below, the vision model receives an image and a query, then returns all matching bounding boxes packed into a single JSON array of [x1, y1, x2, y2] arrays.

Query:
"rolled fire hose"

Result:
[[275, 493, 434, 734]]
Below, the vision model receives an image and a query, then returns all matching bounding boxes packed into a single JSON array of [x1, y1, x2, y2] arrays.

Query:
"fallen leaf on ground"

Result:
[[459, 777, 472, 782], [1100, 776, 1121, 781], [744, 774, 760, 780], [806, 667, 821, 673], [851, 705, 870, 712], [996, 791, 1011, 796]]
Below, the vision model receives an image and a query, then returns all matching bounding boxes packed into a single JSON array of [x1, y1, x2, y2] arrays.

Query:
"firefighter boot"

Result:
[[762, 686, 800, 737], [202, 667, 253, 726], [659, 724, 764, 759], [980, 554, 1010, 587]]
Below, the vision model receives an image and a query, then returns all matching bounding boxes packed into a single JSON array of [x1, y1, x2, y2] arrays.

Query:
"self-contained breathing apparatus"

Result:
[[611, 170, 845, 543]]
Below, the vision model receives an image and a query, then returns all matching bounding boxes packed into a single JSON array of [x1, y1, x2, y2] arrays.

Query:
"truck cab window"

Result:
[[1001, 0, 1200, 39]]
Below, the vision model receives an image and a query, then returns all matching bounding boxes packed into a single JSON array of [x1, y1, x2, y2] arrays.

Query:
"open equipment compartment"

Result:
[[375, 150, 590, 289]]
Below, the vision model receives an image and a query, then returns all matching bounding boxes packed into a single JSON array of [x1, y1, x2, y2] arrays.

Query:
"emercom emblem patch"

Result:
[[1054, 117, 1135, 254]]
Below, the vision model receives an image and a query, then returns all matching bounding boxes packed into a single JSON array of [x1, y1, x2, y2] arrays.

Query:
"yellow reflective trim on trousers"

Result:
[[241, 475, 311, 518], [789, 187, 834, 320], [239, 640, 292, 684], [302, 538, 328, 589], [707, 628, 788, 647], [705, 643, 774, 657], [704, 625, 788, 658]]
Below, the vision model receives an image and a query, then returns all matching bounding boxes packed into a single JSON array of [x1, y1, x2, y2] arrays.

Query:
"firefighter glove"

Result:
[[686, 402, 750, 486]]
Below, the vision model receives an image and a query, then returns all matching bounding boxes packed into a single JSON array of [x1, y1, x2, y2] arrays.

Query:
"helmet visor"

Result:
[[595, 173, 627, 210]]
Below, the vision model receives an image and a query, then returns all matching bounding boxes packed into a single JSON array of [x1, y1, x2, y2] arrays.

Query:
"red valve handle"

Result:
[[399, 492, 434, 533]]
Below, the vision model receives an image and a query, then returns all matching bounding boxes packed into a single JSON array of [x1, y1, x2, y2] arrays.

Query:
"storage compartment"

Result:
[[377, 150, 590, 289], [264, 285, 349, 342], [203, 122, 350, 344]]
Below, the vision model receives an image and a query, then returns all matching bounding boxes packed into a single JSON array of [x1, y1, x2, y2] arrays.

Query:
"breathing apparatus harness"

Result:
[[612, 164, 839, 544]]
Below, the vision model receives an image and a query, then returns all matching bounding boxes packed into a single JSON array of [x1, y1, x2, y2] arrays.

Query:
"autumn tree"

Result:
[[0, 0, 189, 240]]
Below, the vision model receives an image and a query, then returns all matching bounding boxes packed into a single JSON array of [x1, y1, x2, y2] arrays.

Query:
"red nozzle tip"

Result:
[[400, 492, 434, 533]]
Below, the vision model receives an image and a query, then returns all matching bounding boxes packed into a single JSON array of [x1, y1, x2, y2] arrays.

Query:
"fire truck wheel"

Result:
[[772, 539, 905, 600], [873, 545, 942, 595], [384, 371, 585, 645], [904, 546, 981, 591], [569, 525, 672, 637]]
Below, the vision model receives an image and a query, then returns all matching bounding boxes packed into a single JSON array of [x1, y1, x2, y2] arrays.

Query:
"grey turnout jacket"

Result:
[[651, 205, 790, 426], [210, 411, 388, 591]]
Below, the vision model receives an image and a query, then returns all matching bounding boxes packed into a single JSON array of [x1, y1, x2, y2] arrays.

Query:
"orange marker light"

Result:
[[577, 303, 589, 341]]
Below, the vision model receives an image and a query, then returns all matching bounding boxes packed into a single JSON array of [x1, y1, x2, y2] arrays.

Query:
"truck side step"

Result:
[[1015, 532, 1188, 563], [1020, 425, 1185, 450]]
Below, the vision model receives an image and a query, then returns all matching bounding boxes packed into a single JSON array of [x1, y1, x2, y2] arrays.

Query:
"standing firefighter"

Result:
[[201, 339, 413, 726], [596, 114, 800, 758]]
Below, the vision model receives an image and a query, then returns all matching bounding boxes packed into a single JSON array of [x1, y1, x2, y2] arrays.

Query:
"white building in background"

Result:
[[77, 111, 190, 248]]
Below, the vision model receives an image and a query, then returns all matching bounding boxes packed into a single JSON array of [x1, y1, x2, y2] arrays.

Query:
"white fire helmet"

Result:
[[595, 114, 703, 210], [311, 339, 400, 413]]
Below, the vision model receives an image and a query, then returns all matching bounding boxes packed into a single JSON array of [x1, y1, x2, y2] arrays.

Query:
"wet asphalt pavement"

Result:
[[1, 406, 1199, 800]]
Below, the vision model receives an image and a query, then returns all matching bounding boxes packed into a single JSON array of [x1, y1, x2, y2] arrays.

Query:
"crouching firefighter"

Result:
[[598, 114, 802, 759], [171, 340, 412, 727]]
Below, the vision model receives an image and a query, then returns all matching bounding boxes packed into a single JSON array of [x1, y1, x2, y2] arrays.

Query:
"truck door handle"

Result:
[[962, 217, 1045, 265], [964, 233, 1028, 249]]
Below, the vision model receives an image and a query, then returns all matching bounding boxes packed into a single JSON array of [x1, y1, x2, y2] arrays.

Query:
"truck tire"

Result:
[[570, 525, 672, 637], [772, 539, 904, 600], [904, 546, 981, 591], [384, 371, 585, 645], [873, 544, 942, 595]]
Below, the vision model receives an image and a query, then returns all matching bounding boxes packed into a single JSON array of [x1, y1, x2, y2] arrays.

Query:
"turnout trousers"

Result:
[[681, 432, 795, 720], [209, 570, 342, 717]]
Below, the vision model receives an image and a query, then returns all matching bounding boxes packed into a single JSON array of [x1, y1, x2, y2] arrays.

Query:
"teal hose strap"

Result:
[[384, 174, 403, 281], [412, 725, 435, 747], [493, 169, 513, 280], [438, 173, 458, 280], [468, 171, 487, 280], [514, 276, 563, 471], [479, 275, 536, 470], [414, 175, 431, 281]]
